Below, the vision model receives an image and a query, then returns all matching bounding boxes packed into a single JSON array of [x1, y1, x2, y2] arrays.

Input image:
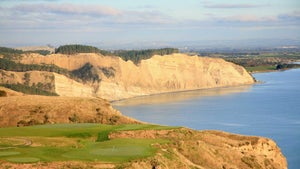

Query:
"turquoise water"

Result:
[[113, 69, 300, 169]]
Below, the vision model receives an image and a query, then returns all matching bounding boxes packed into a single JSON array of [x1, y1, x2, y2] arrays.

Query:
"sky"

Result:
[[0, 0, 299, 48]]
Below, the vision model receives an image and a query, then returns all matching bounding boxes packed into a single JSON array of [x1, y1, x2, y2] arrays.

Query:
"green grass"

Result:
[[6, 157, 40, 163], [245, 65, 276, 72], [0, 123, 175, 163], [61, 138, 167, 162], [0, 152, 21, 157]]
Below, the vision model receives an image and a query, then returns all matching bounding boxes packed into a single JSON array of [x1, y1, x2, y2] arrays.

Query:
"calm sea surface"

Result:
[[113, 68, 300, 169]]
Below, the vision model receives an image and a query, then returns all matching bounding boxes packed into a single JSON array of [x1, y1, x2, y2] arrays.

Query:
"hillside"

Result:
[[0, 95, 139, 127], [15, 53, 255, 100], [0, 86, 23, 97]]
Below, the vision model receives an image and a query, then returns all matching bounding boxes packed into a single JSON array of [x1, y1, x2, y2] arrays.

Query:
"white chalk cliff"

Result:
[[17, 53, 255, 100]]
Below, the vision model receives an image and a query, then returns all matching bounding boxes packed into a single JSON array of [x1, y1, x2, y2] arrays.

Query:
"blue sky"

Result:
[[0, 0, 299, 47]]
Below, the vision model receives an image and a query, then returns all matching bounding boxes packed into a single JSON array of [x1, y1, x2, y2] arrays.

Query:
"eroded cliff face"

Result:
[[18, 53, 255, 100]]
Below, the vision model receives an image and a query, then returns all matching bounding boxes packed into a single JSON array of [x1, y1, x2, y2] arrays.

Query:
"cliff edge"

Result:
[[18, 53, 255, 100]]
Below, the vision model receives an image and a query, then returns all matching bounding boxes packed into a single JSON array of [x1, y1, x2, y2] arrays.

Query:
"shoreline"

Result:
[[250, 67, 300, 74], [111, 83, 256, 104], [248, 63, 300, 74]]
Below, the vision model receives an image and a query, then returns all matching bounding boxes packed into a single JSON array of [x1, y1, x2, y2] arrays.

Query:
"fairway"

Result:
[[0, 123, 174, 163]]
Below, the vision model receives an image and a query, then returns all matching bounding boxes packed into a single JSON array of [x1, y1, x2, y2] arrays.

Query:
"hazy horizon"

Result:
[[0, 0, 299, 48]]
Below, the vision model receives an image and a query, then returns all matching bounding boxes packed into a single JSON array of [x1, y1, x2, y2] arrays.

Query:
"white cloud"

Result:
[[204, 3, 269, 9], [12, 3, 121, 17], [220, 15, 277, 22], [0, 3, 174, 32]]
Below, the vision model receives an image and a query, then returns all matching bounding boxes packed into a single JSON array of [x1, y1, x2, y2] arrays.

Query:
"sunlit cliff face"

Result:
[[13, 53, 255, 100]]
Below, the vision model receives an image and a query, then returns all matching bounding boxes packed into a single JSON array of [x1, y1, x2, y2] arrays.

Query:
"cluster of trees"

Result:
[[0, 58, 102, 84], [0, 47, 24, 59], [276, 64, 300, 70], [99, 67, 115, 78], [225, 57, 300, 69], [26, 50, 51, 56], [225, 58, 277, 67], [54, 44, 179, 64], [2, 45, 180, 65], [0, 58, 69, 74], [114, 48, 179, 64], [0, 83, 58, 96], [55, 44, 111, 55], [0, 47, 50, 59], [0, 90, 7, 97], [70, 63, 100, 83]]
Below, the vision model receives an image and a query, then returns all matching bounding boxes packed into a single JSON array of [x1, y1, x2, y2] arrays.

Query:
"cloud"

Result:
[[204, 3, 268, 9], [12, 3, 121, 17], [0, 2, 174, 32], [220, 15, 277, 22], [278, 11, 300, 21]]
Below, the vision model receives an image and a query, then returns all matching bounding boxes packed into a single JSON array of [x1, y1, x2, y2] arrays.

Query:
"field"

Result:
[[197, 50, 300, 73], [0, 123, 175, 163], [245, 65, 276, 72]]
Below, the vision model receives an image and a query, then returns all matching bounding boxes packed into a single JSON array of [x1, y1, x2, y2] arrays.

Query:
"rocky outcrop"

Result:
[[18, 53, 255, 100]]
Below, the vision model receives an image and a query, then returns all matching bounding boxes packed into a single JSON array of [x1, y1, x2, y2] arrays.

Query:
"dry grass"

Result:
[[0, 95, 140, 127]]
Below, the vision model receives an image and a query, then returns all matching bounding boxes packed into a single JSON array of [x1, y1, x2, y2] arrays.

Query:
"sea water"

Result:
[[113, 68, 300, 169]]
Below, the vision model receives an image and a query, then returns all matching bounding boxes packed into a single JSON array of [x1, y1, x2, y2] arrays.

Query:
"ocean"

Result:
[[113, 68, 300, 169]]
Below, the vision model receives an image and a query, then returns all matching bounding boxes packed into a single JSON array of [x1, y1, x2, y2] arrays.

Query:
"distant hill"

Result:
[[16, 45, 55, 53]]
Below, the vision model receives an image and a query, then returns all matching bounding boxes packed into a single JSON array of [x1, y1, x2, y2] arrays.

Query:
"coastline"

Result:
[[111, 83, 255, 104], [113, 69, 300, 168], [248, 62, 300, 74]]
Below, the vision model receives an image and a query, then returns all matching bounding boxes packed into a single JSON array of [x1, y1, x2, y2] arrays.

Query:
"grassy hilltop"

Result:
[[0, 124, 173, 163]]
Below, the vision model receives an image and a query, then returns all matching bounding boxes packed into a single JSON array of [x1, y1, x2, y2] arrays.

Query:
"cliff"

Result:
[[110, 129, 287, 169], [0, 126, 287, 169], [17, 53, 255, 100]]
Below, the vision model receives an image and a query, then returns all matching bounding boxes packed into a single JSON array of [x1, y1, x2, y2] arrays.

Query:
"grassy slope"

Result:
[[0, 124, 175, 163], [245, 65, 276, 72], [0, 123, 287, 169]]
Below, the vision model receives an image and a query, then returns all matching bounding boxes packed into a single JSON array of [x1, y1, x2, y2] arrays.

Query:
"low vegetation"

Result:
[[70, 63, 101, 83], [197, 51, 300, 73], [0, 47, 50, 59], [55, 44, 111, 56], [0, 58, 69, 74], [0, 83, 58, 96], [54, 44, 179, 64], [0, 90, 7, 97], [0, 47, 23, 59], [114, 48, 179, 64]]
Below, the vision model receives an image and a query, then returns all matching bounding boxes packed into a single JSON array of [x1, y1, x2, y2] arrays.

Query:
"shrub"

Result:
[[69, 114, 80, 123], [0, 90, 7, 97]]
